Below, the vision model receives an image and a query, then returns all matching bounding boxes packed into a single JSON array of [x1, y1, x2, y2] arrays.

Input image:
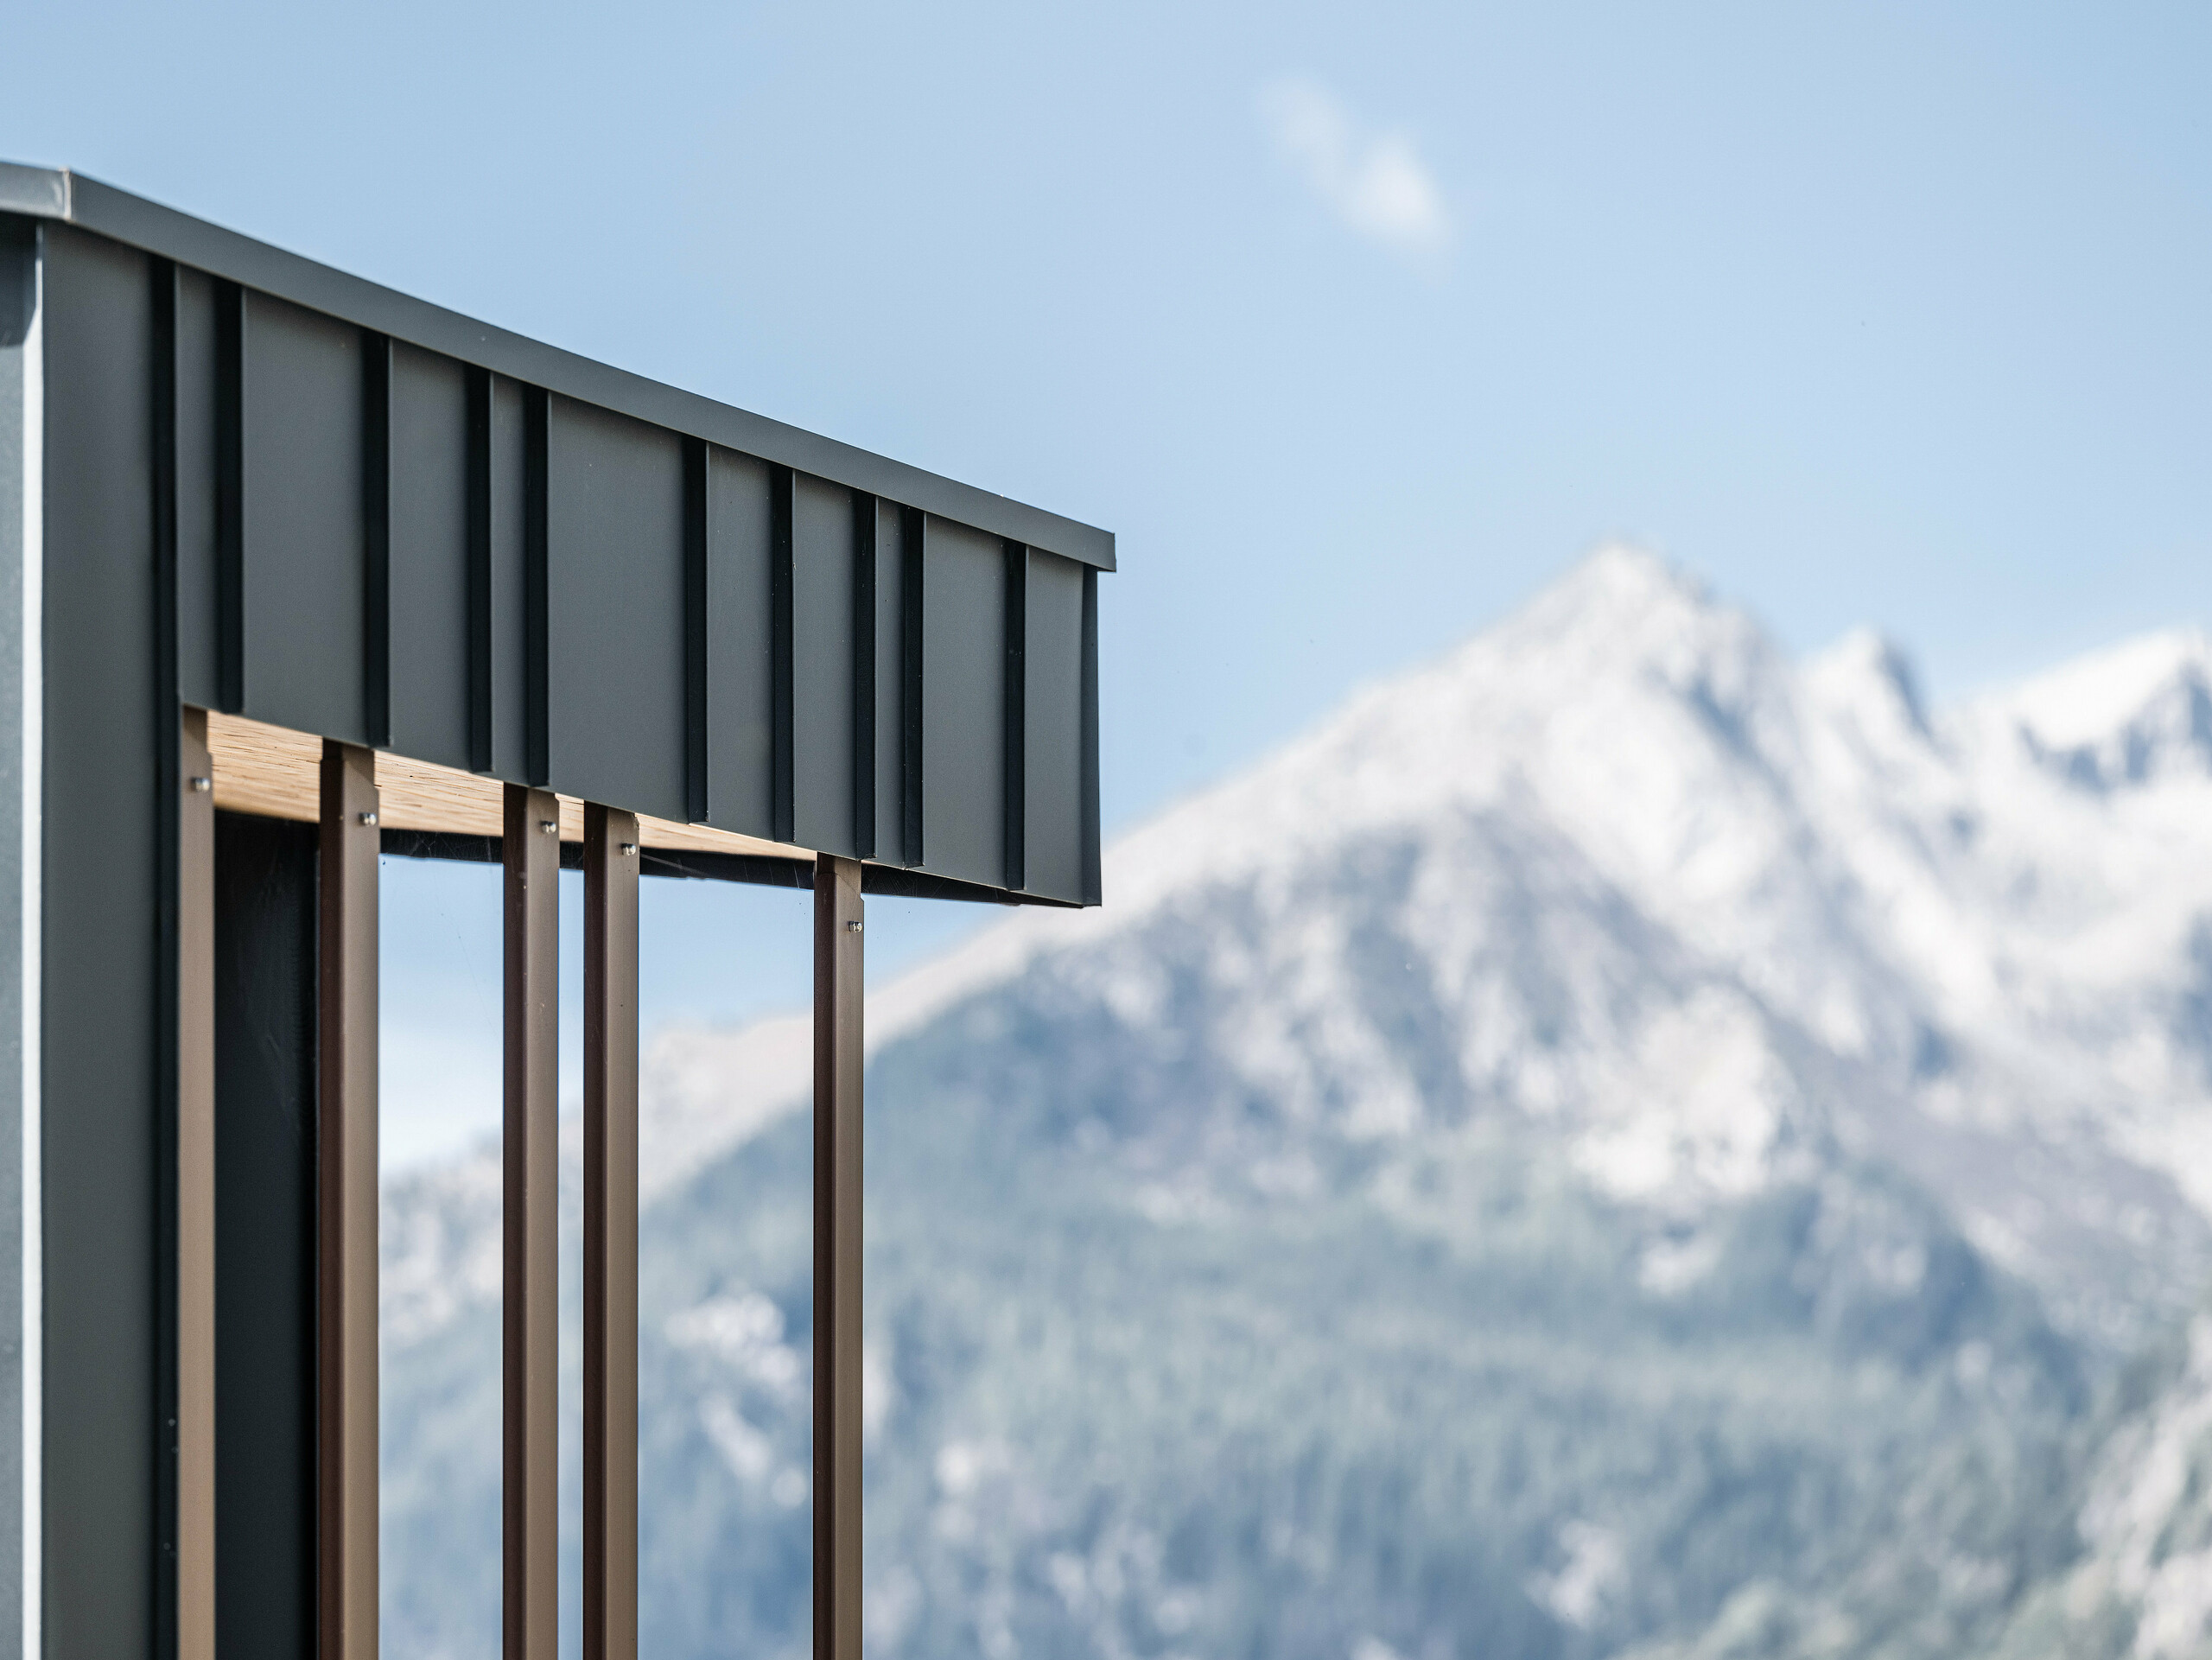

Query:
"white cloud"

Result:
[[1259, 78, 1452, 262]]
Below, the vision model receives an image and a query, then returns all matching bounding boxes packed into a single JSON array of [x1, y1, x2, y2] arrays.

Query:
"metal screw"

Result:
[[359, 811, 378, 827], [540, 819, 557, 835], [619, 843, 638, 857], [847, 919, 863, 933], [188, 776, 211, 793]]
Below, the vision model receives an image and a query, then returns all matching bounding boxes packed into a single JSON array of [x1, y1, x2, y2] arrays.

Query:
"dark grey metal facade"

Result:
[[0, 162, 1111, 1660], [1, 160, 1107, 903]]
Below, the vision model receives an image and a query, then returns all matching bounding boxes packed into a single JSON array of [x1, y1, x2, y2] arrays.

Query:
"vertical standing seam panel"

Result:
[[491, 379, 529, 781], [899, 510, 923, 866], [582, 805, 639, 1660], [466, 367, 493, 772], [918, 518, 1005, 888], [150, 259, 180, 1660], [468, 375, 530, 779], [174, 268, 219, 711], [238, 294, 366, 746], [40, 222, 159, 1660], [1001, 542, 1027, 892], [702, 449, 774, 839], [362, 335, 391, 749], [523, 389, 548, 787], [213, 281, 243, 714], [0, 210, 37, 1660], [791, 476, 856, 859], [385, 344, 472, 771], [544, 399, 685, 820], [683, 441, 709, 824], [850, 493, 876, 861], [504, 785, 559, 1660], [317, 741, 378, 1660], [870, 503, 906, 862], [1021, 551, 1087, 904], [770, 468, 795, 843]]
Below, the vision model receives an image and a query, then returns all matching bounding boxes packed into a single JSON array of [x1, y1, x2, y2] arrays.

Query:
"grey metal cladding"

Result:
[[1082, 566, 1101, 905], [467, 373, 531, 780], [920, 516, 1006, 888], [175, 266, 221, 709], [701, 447, 776, 838], [871, 500, 906, 862], [899, 508, 924, 865], [18, 177, 1108, 906], [239, 291, 368, 744], [0, 212, 31, 1660], [364, 333, 391, 747], [1024, 550, 1086, 903], [546, 396, 687, 822], [791, 474, 856, 858], [1002, 542, 1026, 892], [0, 164, 1113, 571], [387, 342, 473, 769], [40, 220, 161, 1660], [851, 493, 877, 862]]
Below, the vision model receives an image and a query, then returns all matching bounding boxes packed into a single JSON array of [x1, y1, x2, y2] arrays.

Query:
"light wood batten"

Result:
[[204, 712, 803, 861]]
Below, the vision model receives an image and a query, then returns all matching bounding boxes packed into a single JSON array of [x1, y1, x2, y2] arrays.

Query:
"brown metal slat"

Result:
[[583, 804, 640, 1660], [814, 853, 864, 1660], [177, 709, 215, 1660], [318, 739, 379, 1660], [505, 782, 561, 1660]]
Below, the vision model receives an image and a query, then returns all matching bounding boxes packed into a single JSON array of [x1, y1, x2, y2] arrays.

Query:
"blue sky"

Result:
[[9, 1, 2209, 1162]]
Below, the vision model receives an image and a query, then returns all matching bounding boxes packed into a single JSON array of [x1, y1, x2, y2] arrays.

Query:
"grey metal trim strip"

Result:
[[0, 210, 41, 1660], [0, 163, 1115, 571]]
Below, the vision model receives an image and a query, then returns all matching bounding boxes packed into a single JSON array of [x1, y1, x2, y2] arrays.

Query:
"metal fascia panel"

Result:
[[1, 163, 1115, 571]]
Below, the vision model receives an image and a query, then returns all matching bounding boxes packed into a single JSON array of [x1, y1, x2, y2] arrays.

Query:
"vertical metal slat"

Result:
[[850, 494, 876, 859], [504, 783, 560, 1660], [771, 467, 795, 843], [1001, 541, 1027, 893], [317, 739, 379, 1660], [177, 708, 215, 1660], [899, 509, 924, 867], [583, 804, 640, 1660], [813, 853, 864, 1660], [362, 332, 391, 750]]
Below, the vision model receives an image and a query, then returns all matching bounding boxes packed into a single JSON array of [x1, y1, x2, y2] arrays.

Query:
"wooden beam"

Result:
[[583, 805, 640, 1660], [202, 709, 803, 861], [504, 783, 560, 1660], [318, 740, 379, 1660], [813, 854, 864, 1660], [177, 708, 215, 1660]]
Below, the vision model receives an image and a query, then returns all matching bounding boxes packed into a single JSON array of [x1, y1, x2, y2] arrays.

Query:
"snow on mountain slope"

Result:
[[384, 548, 2212, 1352]]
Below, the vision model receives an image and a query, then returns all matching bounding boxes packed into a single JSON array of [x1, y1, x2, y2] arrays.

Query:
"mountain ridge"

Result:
[[380, 545, 2212, 1658]]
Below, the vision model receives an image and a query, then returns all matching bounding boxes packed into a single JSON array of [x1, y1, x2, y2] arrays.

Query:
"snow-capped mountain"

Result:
[[379, 548, 2212, 1658]]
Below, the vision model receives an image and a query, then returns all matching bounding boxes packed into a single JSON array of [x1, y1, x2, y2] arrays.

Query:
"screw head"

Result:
[[847, 919, 863, 933], [540, 819, 557, 835], [359, 811, 378, 827], [620, 843, 639, 857], [188, 776, 212, 793]]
